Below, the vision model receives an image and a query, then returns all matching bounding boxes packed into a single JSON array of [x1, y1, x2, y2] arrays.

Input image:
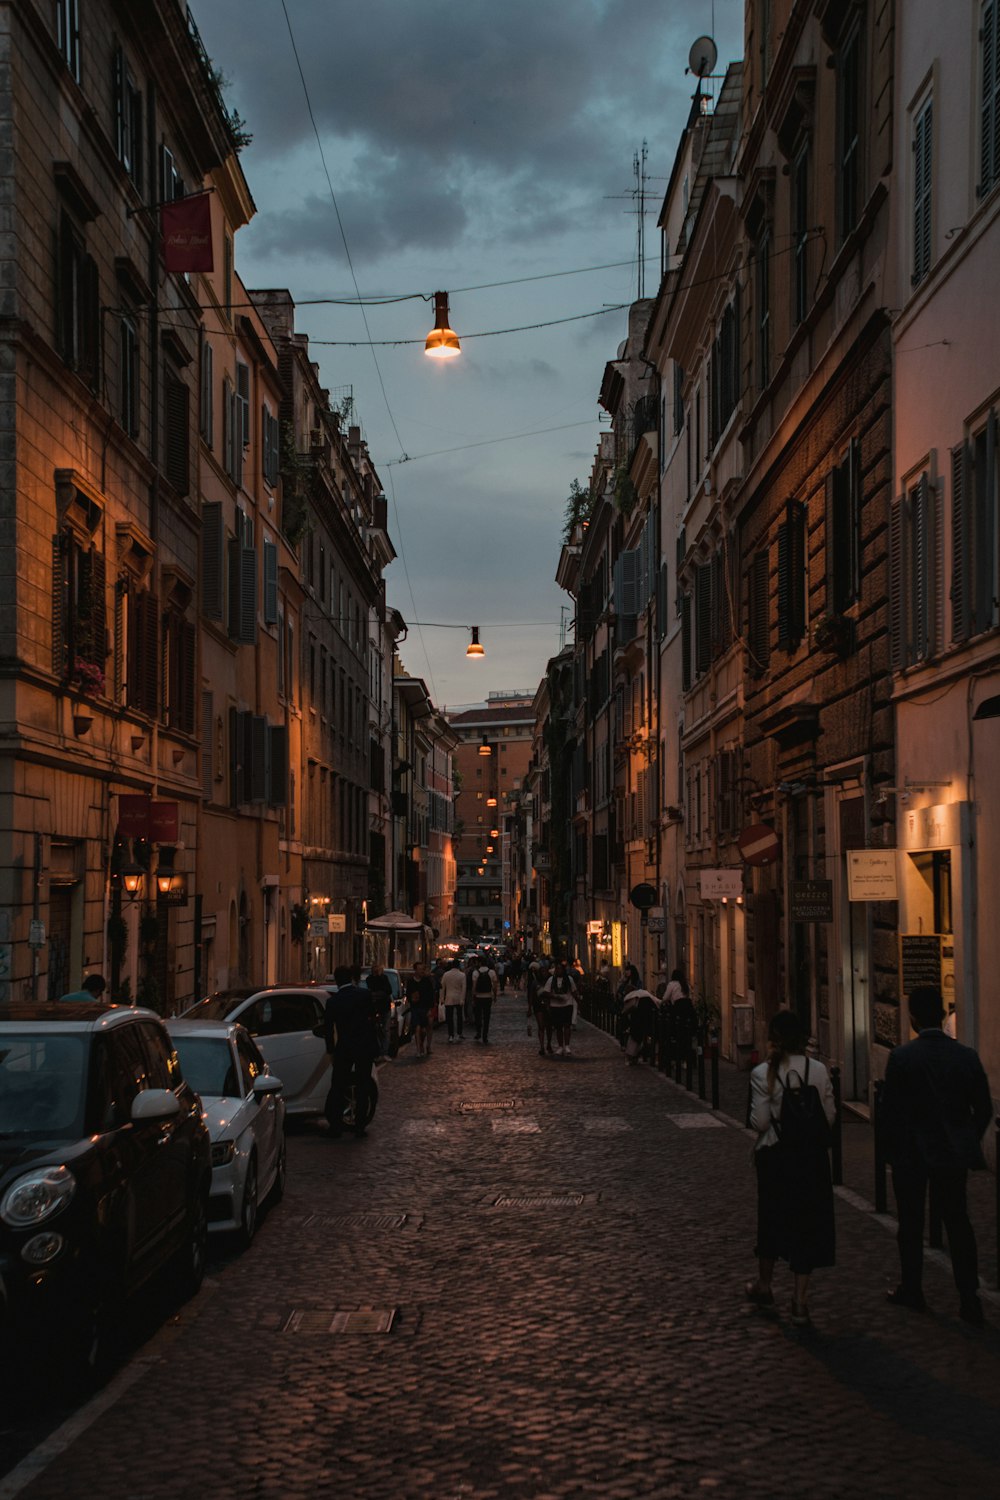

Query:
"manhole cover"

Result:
[[584, 1117, 631, 1133], [492, 1117, 540, 1133], [282, 1308, 396, 1334], [460, 1099, 517, 1112], [669, 1112, 725, 1129], [298, 1212, 408, 1231], [493, 1192, 586, 1208]]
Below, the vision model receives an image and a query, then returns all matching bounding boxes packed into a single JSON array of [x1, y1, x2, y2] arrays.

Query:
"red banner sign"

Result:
[[116, 796, 179, 843], [161, 191, 213, 273]]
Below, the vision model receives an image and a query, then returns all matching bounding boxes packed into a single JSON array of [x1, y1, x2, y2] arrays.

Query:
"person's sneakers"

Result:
[[960, 1295, 985, 1327], [886, 1286, 927, 1311], [790, 1301, 811, 1327], [563, 1045, 571, 1055]]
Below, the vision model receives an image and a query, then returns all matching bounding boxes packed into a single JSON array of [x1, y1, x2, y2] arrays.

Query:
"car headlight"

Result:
[[211, 1141, 236, 1167], [0, 1166, 76, 1228]]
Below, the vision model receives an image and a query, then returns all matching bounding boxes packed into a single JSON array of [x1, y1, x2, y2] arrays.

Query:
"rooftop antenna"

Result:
[[687, 35, 718, 110]]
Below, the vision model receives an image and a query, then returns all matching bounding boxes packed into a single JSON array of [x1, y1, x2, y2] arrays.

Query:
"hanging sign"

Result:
[[699, 869, 743, 900], [629, 883, 657, 910], [116, 796, 179, 843], [161, 191, 214, 272], [328, 914, 347, 934], [847, 849, 898, 902]]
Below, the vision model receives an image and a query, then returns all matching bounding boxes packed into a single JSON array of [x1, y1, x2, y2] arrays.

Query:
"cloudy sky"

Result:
[[193, 0, 744, 710]]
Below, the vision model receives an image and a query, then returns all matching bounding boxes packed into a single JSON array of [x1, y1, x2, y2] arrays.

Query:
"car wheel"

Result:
[[269, 1134, 286, 1204], [238, 1155, 258, 1249], [173, 1181, 209, 1298]]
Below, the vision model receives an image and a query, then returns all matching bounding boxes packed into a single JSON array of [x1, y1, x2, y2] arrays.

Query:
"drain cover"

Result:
[[282, 1308, 396, 1334], [669, 1112, 725, 1129], [460, 1099, 517, 1112], [298, 1212, 408, 1231], [493, 1192, 585, 1208]]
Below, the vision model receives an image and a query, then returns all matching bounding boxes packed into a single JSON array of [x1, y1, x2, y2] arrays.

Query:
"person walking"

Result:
[[364, 961, 393, 1055], [440, 960, 467, 1043], [60, 973, 107, 1003], [472, 958, 499, 1043], [615, 964, 640, 1051], [881, 985, 993, 1325], [324, 964, 381, 1139], [663, 969, 696, 1074], [407, 960, 437, 1058], [542, 960, 578, 1056], [529, 960, 552, 1055], [746, 1009, 836, 1326], [621, 981, 659, 1066]]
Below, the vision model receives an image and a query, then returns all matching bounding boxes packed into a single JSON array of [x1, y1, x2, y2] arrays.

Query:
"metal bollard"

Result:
[[711, 1047, 720, 1110], [685, 1048, 694, 1092], [831, 1066, 843, 1187], [697, 1046, 706, 1100], [873, 1080, 887, 1215]]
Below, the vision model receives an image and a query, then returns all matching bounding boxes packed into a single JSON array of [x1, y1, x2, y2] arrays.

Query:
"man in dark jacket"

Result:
[[882, 986, 993, 1324], [324, 965, 380, 1138]]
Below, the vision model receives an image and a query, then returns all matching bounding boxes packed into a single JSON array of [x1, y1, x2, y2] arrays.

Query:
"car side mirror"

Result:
[[253, 1074, 283, 1098], [131, 1088, 181, 1123]]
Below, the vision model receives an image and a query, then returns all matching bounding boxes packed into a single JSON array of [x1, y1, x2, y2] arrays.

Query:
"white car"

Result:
[[182, 987, 332, 1116], [168, 1019, 286, 1247]]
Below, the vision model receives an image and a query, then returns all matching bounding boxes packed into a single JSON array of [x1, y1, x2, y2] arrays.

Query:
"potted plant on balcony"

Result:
[[814, 614, 854, 657], [68, 657, 105, 698]]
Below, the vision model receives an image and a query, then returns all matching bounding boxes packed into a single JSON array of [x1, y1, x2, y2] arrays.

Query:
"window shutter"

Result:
[[177, 618, 196, 733], [200, 340, 213, 444], [201, 501, 224, 620], [268, 724, 288, 805], [80, 255, 100, 390], [950, 442, 969, 643], [981, 0, 999, 197], [238, 541, 257, 644], [932, 473, 945, 657], [113, 576, 128, 701], [250, 714, 268, 802], [777, 501, 805, 650], [889, 494, 906, 669], [974, 410, 997, 633], [681, 592, 692, 690], [656, 561, 668, 640], [263, 537, 278, 624], [913, 98, 933, 284], [77, 545, 106, 667], [222, 377, 233, 478], [229, 706, 243, 806], [113, 47, 125, 161], [912, 474, 930, 661], [201, 689, 214, 801], [695, 562, 712, 675], [164, 376, 189, 495], [51, 532, 68, 676], [748, 549, 770, 673], [131, 590, 159, 716], [236, 362, 250, 449]]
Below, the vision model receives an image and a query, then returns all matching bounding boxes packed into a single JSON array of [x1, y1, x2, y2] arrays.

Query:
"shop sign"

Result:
[[647, 906, 666, 933], [586, 920, 603, 936], [699, 869, 743, 900], [790, 879, 833, 923], [899, 933, 943, 996], [28, 919, 45, 948], [611, 922, 623, 968], [309, 916, 328, 939], [328, 914, 347, 934], [116, 796, 179, 843], [847, 849, 898, 902]]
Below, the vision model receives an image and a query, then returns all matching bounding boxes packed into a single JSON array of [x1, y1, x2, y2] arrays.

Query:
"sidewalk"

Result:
[[4, 998, 1000, 1499]]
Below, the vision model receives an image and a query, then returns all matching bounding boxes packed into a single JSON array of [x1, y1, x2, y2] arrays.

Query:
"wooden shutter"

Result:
[[113, 576, 128, 701], [229, 706, 243, 806], [51, 532, 68, 676], [981, 0, 999, 197], [912, 474, 930, 661], [250, 714, 268, 803], [176, 618, 196, 732], [951, 442, 969, 643], [236, 363, 250, 448], [681, 592, 692, 691], [131, 590, 159, 716], [164, 376, 189, 495], [695, 562, 712, 675], [200, 340, 213, 444], [748, 549, 770, 673], [263, 538, 278, 624], [201, 689, 214, 801], [974, 411, 997, 633], [201, 501, 224, 620], [889, 494, 905, 669], [777, 501, 805, 650], [656, 562, 668, 640], [913, 98, 933, 284], [238, 540, 257, 644], [268, 724, 288, 805], [222, 377, 233, 478], [80, 546, 107, 668]]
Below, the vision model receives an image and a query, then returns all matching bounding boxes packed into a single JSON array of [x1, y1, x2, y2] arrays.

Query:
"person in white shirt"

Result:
[[746, 1009, 836, 1327], [542, 961, 578, 1056], [440, 961, 467, 1042]]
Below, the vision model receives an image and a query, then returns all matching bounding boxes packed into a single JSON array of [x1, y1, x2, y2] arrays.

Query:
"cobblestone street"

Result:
[[4, 1000, 1000, 1500]]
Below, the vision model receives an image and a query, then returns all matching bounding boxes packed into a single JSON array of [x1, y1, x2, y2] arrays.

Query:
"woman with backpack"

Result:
[[746, 1009, 836, 1327]]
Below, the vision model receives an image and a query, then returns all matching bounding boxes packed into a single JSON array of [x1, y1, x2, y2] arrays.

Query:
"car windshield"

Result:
[[0, 1033, 88, 1141], [172, 1036, 239, 1099], [186, 994, 250, 1022]]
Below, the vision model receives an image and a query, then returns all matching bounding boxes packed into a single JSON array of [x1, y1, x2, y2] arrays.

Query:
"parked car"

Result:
[[167, 1020, 285, 1247], [0, 1003, 210, 1381], [181, 987, 332, 1116]]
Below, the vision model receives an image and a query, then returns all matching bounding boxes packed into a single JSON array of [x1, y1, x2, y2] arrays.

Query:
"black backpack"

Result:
[[475, 968, 493, 996], [775, 1059, 832, 1163]]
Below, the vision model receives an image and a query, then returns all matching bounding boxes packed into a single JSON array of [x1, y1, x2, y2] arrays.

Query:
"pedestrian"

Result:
[[364, 961, 393, 1055], [509, 953, 524, 991], [529, 961, 552, 1055], [615, 964, 640, 1051], [407, 960, 437, 1057], [881, 985, 993, 1325], [663, 969, 696, 1071], [621, 983, 659, 1066], [440, 960, 467, 1043], [59, 973, 107, 1003], [746, 1009, 836, 1327], [472, 958, 499, 1043], [542, 959, 578, 1056], [323, 964, 381, 1139]]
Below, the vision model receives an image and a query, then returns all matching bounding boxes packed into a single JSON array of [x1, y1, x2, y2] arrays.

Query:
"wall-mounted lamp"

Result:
[[466, 626, 485, 659], [424, 291, 461, 359], [486, 796, 497, 808], [478, 736, 492, 757], [490, 827, 500, 838], [121, 862, 145, 899]]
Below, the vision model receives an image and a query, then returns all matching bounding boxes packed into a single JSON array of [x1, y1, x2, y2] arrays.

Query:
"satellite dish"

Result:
[[688, 35, 718, 79]]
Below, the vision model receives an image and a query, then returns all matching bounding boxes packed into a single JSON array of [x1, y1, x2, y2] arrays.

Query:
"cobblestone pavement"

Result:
[[5, 997, 1000, 1500]]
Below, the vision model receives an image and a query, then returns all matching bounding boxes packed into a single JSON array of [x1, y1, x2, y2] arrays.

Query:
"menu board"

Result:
[[899, 934, 943, 996]]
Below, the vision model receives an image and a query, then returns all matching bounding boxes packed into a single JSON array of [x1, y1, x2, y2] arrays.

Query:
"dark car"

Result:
[[0, 1003, 211, 1380]]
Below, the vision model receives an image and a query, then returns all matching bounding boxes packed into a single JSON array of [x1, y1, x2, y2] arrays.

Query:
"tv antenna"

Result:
[[687, 35, 718, 80]]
